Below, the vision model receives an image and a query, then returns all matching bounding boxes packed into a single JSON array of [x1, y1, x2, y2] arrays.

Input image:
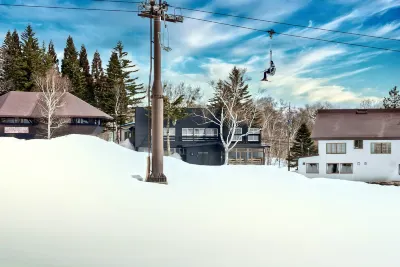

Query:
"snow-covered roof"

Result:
[[312, 108, 400, 140]]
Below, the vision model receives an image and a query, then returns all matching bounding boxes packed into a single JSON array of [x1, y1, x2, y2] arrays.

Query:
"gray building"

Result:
[[132, 107, 269, 166]]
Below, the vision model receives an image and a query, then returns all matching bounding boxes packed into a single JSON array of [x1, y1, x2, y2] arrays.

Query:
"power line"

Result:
[[93, 0, 141, 4], [92, 0, 400, 42], [170, 6, 400, 43], [0, 3, 139, 13], [182, 16, 400, 53], [1, 3, 399, 53]]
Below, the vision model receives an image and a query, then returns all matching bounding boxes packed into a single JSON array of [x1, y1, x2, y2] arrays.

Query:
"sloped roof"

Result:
[[312, 109, 400, 140], [0, 91, 113, 120]]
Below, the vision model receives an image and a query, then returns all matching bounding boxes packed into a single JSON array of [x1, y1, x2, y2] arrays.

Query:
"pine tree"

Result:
[[383, 86, 400, 109], [0, 46, 5, 95], [79, 44, 95, 105], [209, 66, 252, 112], [47, 40, 59, 70], [61, 36, 84, 99], [289, 123, 317, 168], [91, 50, 106, 108], [113, 41, 145, 107], [20, 24, 47, 91], [2, 30, 25, 91], [106, 51, 125, 124]]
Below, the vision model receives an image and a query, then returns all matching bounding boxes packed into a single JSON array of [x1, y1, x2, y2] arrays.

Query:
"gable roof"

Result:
[[0, 91, 113, 120], [312, 109, 400, 140]]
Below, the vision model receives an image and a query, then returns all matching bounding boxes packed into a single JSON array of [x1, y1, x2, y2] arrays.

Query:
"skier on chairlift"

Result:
[[261, 60, 275, 82]]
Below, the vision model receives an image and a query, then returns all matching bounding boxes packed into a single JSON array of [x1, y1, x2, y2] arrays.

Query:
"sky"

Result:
[[0, 0, 399, 107]]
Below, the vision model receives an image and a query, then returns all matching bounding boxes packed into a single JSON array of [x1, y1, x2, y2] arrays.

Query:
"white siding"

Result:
[[298, 140, 400, 182]]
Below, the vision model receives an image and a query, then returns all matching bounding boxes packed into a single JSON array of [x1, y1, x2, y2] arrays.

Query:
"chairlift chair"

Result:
[[261, 29, 277, 82]]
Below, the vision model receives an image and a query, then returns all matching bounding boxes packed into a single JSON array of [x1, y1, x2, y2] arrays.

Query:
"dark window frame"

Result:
[[371, 142, 391, 154], [340, 163, 353, 174], [354, 140, 363, 149], [326, 143, 346, 154], [306, 163, 319, 174], [70, 118, 101, 126], [327, 163, 340, 174]]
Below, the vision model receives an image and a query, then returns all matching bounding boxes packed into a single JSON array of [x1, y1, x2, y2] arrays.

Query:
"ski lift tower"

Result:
[[138, 1, 183, 184]]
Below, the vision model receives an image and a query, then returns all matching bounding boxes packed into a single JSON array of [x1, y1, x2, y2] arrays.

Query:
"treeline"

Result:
[[0, 24, 145, 125]]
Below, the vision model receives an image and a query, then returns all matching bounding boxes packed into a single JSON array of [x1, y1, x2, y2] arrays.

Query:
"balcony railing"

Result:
[[162, 136, 219, 142]]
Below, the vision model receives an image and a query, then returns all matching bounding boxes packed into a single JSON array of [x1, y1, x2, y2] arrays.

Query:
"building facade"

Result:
[[0, 91, 113, 139], [133, 107, 269, 166], [298, 109, 400, 182]]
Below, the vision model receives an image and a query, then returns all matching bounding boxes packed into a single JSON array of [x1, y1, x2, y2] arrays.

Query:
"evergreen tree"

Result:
[[79, 44, 95, 105], [2, 30, 25, 91], [47, 40, 59, 70], [20, 24, 47, 91], [383, 86, 400, 108], [209, 66, 252, 112], [113, 41, 145, 107], [61, 36, 84, 98], [91, 50, 107, 109], [289, 123, 317, 168], [106, 51, 126, 124]]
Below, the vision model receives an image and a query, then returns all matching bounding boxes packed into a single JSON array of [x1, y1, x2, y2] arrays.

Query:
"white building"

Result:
[[298, 109, 400, 182]]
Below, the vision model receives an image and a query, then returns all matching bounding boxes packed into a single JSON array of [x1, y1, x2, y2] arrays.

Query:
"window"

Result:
[[124, 131, 130, 140], [205, 128, 218, 137], [233, 128, 242, 141], [326, 143, 346, 154], [327, 163, 340, 174], [248, 128, 261, 134], [71, 118, 101, 125], [399, 164, 400, 175], [248, 135, 260, 142], [0, 118, 33, 124], [340, 163, 353, 174], [163, 128, 175, 136], [371, 142, 391, 154], [354, 140, 363, 149], [194, 128, 206, 136], [306, 163, 319, 174], [182, 128, 193, 136]]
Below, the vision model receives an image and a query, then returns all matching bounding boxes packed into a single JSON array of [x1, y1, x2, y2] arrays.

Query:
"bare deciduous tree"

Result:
[[35, 69, 70, 139], [194, 85, 266, 165], [113, 80, 124, 143], [359, 98, 383, 109]]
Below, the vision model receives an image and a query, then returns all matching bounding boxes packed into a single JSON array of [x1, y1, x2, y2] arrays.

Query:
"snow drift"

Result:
[[1, 135, 400, 267]]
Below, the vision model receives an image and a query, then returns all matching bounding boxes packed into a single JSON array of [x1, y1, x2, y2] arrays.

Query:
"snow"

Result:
[[1, 134, 400, 267], [119, 138, 135, 150], [169, 152, 182, 160]]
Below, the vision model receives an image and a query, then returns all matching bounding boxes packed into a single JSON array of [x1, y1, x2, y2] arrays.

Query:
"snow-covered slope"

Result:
[[1, 135, 400, 267]]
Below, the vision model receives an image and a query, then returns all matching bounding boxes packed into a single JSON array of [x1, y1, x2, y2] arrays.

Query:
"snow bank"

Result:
[[1, 134, 400, 267], [119, 138, 135, 150]]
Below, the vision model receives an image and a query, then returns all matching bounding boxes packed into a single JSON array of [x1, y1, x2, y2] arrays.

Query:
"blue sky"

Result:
[[0, 0, 399, 107]]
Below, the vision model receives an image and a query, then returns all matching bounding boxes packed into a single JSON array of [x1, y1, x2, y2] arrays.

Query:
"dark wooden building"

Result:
[[0, 91, 113, 139], [132, 107, 269, 166]]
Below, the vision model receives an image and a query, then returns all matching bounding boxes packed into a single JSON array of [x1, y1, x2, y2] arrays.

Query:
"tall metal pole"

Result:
[[287, 102, 291, 172], [148, 15, 167, 184], [138, 1, 183, 184]]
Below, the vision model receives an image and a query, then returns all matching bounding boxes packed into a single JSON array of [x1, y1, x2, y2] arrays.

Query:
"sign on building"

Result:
[[4, 127, 29, 134]]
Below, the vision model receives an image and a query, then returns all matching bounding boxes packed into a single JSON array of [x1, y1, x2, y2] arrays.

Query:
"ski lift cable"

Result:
[[182, 16, 400, 53], [169, 5, 400, 43], [93, 0, 400, 42], [1, 3, 399, 53]]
